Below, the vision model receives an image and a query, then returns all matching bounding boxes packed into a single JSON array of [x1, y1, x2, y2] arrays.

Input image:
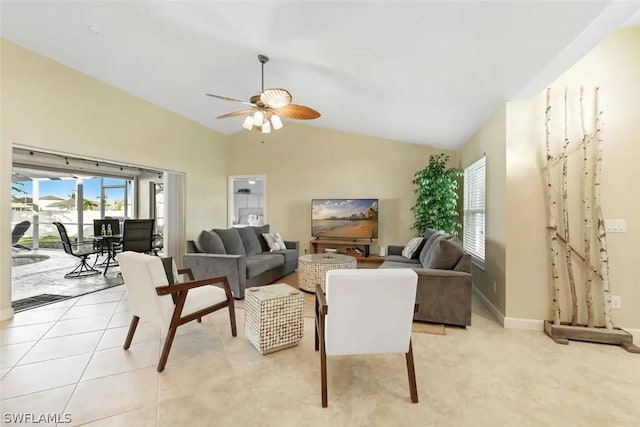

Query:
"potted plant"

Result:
[[411, 153, 462, 235]]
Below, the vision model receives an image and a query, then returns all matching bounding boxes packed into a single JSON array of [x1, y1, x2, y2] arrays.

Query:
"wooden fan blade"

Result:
[[216, 109, 255, 119], [274, 104, 321, 120], [206, 93, 255, 107], [260, 88, 292, 109]]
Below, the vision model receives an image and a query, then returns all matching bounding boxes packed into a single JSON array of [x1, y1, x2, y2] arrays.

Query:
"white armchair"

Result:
[[315, 268, 419, 407], [117, 251, 237, 372]]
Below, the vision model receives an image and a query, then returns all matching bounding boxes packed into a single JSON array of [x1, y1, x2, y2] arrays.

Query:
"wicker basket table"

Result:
[[244, 283, 304, 355], [298, 254, 357, 293]]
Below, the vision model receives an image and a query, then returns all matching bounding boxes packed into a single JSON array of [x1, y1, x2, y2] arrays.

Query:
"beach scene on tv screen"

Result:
[[312, 199, 378, 239]]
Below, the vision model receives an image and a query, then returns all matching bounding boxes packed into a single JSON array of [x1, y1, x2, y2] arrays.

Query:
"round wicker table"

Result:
[[298, 254, 357, 293]]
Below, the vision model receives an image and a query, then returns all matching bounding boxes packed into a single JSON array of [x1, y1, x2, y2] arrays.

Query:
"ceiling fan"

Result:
[[206, 54, 321, 133]]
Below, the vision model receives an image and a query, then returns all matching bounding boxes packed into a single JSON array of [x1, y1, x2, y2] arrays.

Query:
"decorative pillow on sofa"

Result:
[[213, 228, 246, 256], [262, 232, 287, 251], [402, 237, 424, 259], [194, 230, 226, 254], [426, 237, 464, 270], [251, 224, 271, 252], [418, 231, 446, 266], [237, 227, 262, 255]]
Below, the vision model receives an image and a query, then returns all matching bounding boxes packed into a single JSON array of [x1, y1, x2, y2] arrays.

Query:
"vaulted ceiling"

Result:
[[2, 1, 639, 148]]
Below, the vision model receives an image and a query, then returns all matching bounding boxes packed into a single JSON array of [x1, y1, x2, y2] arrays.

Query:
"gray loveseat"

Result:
[[183, 225, 299, 299], [380, 229, 472, 327]]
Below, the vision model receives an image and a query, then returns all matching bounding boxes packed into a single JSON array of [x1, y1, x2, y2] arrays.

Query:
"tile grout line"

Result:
[[57, 290, 127, 427], [2, 296, 82, 384]]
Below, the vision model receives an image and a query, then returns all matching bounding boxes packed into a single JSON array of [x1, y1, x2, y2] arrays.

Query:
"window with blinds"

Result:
[[463, 156, 486, 265]]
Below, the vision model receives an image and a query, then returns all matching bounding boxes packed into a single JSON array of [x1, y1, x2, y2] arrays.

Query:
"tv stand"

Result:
[[310, 239, 375, 258]]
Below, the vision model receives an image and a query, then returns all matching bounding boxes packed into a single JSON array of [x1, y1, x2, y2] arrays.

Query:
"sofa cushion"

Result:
[[237, 227, 262, 255], [264, 248, 298, 263], [246, 254, 284, 278], [384, 255, 422, 265], [423, 228, 439, 241], [402, 237, 424, 259], [194, 230, 226, 254], [426, 237, 464, 270], [251, 224, 271, 252], [212, 228, 246, 256], [419, 231, 446, 267]]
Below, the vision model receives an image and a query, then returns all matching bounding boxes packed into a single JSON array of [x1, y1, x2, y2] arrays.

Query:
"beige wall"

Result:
[[1, 40, 228, 317], [505, 27, 640, 328], [460, 104, 507, 315], [227, 123, 458, 254]]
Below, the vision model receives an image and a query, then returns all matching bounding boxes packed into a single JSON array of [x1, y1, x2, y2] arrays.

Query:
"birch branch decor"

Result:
[[544, 88, 562, 326], [592, 87, 614, 330], [562, 88, 579, 326], [542, 87, 639, 353], [579, 87, 595, 328]]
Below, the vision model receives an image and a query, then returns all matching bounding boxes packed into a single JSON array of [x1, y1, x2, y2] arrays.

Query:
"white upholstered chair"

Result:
[[117, 251, 237, 372], [315, 268, 419, 407]]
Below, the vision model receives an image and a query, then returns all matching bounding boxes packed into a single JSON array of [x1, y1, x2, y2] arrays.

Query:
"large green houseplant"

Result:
[[411, 153, 462, 236]]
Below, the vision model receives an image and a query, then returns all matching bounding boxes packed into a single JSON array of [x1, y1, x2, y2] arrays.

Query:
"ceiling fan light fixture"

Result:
[[253, 110, 264, 125], [262, 120, 271, 133], [242, 116, 254, 130], [271, 115, 283, 130]]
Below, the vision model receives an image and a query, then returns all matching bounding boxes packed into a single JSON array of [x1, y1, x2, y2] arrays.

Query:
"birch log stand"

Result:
[[542, 87, 639, 354]]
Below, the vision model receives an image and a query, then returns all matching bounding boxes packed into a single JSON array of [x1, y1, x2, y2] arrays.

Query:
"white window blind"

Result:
[[463, 156, 486, 264]]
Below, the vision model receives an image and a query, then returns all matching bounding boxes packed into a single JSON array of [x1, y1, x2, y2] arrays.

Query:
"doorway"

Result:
[[228, 175, 267, 227]]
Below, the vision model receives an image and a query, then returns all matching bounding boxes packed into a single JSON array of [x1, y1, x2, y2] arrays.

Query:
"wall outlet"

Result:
[[493, 280, 497, 293], [605, 219, 626, 233], [611, 295, 622, 309]]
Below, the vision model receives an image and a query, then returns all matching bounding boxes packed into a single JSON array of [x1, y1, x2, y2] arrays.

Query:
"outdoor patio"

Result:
[[11, 249, 123, 311]]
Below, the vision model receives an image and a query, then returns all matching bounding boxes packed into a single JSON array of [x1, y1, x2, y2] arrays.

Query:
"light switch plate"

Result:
[[611, 296, 622, 309], [605, 219, 626, 233]]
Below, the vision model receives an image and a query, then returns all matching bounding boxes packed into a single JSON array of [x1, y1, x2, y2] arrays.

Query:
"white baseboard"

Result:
[[472, 286, 504, 326], [472, 287, 639, 343], [503, 317, 544, 331], [0, 307, 14, 321]]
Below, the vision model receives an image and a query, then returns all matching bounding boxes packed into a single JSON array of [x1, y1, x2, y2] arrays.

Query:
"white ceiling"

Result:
[[2, 1, 639, 149]]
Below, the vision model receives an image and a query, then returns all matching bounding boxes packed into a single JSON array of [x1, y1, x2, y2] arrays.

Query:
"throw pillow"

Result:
[[418, 231, 446, 266], [237, 227, 262, 255], [194, 230, 226, 254], [402, 237, 424, 259], [212, 228, 246, 256], [251, 224, 271, 252], [426, 237, 464, 270], [262, 232, 287, 252]]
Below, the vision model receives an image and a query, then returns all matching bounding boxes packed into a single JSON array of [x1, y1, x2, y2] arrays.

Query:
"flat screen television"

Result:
[[312, 199, 378, 239]]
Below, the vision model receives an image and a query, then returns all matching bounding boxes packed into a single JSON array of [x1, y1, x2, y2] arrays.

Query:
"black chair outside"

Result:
[[53, 222, 101, 278], [12, 221, 31, 251], [122, 219, 155, 254], [93, 218, 122, 275]]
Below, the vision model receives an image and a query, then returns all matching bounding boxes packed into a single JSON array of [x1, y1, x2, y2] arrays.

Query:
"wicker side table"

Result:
[[244, 283, 304, 355], [298, 254, 357, 293]]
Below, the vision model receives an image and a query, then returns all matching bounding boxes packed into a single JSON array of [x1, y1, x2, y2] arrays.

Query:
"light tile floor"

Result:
[[1, 286, 639, 426]]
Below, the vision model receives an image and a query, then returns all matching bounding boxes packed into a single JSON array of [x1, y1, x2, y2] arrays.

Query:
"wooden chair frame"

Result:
[[124, 268, 237, 372], [314, 283, 419, 408]]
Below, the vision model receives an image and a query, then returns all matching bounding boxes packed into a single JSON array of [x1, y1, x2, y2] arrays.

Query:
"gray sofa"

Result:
[[380, 229, 472, 327], [183, 225, 299, 299]]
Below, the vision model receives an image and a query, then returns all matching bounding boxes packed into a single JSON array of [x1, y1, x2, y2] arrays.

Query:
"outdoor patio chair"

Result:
[[121, 219, 155, 254], [11, 220, 31, 251], [53, 222, 101, 278], [315, 268, 419, 407], [117, 251, 237, 372]]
